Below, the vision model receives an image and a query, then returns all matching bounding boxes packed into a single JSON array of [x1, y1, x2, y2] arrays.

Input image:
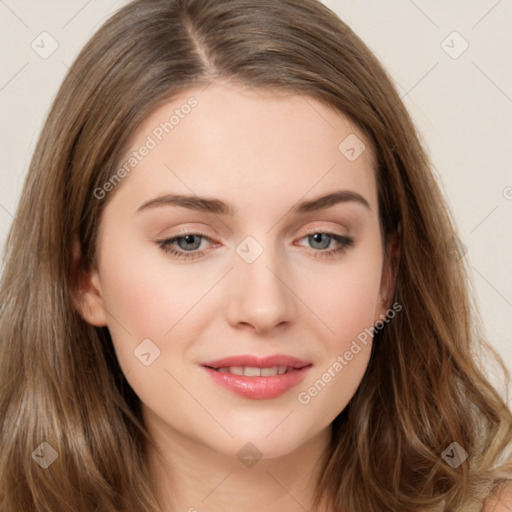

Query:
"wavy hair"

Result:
[[1, 0, 511, 510]]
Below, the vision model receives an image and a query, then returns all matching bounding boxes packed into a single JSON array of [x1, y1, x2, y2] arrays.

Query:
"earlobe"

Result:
[[70, 239, 108, 327], [78, 269, 108, 327]]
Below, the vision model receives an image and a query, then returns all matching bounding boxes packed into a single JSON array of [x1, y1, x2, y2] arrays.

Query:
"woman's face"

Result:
[[79, 82, 397, 461]]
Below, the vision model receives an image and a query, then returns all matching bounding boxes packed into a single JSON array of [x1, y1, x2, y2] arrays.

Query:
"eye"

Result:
[[297, 231, 354, 258], [157, 232, 213, 260], [156, 230, 354, 261]]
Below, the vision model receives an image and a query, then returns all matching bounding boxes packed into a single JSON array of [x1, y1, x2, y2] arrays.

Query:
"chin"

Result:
[[205, 418, 322, 463]]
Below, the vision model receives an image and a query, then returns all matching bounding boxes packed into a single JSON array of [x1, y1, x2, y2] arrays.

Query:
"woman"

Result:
[[0, 0, 511, 510]]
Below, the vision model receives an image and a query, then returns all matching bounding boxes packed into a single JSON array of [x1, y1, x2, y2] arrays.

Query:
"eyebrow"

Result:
[[136, 189, 371, 216]]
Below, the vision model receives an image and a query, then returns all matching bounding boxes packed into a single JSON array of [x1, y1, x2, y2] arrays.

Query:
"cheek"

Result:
[[296, 246, 384, 343], [303, 273, 380, 327], [297, 344, 372, 435], [99, 234, 206, 331], [100, 264, 175, 334], [293, 245, 382, 414], [95, 240, 193, 373], [294, 269, 380, 424]]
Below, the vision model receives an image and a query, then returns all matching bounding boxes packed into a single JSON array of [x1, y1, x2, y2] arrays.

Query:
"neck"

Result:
[[144, 411, 333, 512]]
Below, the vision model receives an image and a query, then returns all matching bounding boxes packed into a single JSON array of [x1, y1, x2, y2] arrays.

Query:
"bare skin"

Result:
[[77, 81, 399, 511]]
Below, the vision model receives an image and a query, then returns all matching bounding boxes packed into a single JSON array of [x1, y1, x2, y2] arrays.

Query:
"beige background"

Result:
[[0, 1, 511, 400]]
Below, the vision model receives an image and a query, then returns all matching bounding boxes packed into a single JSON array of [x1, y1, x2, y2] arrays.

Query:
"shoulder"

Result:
[[481, 480, 512, 512]]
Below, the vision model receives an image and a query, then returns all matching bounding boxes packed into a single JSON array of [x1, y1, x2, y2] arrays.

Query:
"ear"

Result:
[[374, 226, 400, 322], [70, 238, 108, 327]]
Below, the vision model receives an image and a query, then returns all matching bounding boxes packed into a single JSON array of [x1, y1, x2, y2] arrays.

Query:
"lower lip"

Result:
[[201, 366, 312, 399]]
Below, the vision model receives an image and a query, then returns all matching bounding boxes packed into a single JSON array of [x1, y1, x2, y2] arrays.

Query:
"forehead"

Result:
[[110, 82, 378, 214]]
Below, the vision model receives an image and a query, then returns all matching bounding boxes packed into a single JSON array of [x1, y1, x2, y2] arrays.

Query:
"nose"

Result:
[[224, 242, 298, 335]]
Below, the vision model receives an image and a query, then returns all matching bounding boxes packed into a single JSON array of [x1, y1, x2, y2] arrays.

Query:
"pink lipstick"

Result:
[[200, 354, 312, 400]]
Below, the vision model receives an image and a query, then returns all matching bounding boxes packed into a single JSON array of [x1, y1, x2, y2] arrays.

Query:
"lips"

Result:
[[200, 354, 312, 400]]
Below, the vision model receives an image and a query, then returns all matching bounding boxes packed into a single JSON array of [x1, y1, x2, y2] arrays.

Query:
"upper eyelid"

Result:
[[162, 221, 350, 240]]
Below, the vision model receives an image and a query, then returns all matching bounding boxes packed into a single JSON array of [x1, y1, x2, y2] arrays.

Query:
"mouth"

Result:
[[200, 354, 312, 399], [209, 365, 298, 376]]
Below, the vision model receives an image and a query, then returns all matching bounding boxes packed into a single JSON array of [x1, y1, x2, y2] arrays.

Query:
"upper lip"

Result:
[[201, 354, 312, 369]]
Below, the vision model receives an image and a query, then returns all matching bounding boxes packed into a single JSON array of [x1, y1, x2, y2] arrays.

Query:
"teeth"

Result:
[[244, 366, 261, 377], [261, 367, 278, 376], [215, 366, 291, 376]]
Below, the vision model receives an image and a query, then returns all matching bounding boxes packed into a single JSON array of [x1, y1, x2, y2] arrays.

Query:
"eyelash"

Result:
[[156, 229, 354, 261]]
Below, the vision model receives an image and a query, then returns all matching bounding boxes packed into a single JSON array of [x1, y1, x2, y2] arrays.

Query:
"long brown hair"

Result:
[[1, 0, 511, 510]]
